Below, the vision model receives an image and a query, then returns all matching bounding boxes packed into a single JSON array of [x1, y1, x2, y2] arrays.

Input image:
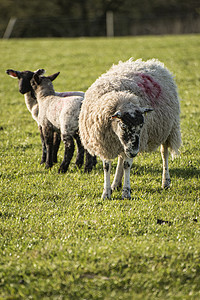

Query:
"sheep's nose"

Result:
[[125, 145, 139, 158], [125, 136, 140, 158], [19, 86, 29, 94], [127, 149, 139, 158]]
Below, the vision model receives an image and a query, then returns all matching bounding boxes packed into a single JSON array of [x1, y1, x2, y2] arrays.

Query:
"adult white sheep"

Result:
[[79, 58, 182, 199], [30, 72, 96, 173]]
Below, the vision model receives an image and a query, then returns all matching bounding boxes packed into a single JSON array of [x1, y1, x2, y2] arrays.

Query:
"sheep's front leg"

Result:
[[58, 136, 74, 173], [102, 160, 112, 199], [38, 125, 47, 164], [161, 143, 171, 189], [122, 157, 133, 199], [52, 132, 61, 164], [43, 126, 54, 169], [111, 155, 124, 191], [74, 133, 84, 169]]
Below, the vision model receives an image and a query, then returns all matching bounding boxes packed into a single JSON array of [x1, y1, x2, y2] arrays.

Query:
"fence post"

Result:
[[106, 11, 114, 37], [3, 17, 17, 39]]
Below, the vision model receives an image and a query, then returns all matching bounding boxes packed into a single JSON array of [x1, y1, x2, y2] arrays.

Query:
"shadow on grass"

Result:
[[131, 164, 200, 180], [1, 161, 198, 188]]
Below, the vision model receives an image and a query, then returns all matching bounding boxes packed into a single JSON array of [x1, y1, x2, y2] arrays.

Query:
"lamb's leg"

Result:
[[52, 132, 61, 164], [111, 155, 124, 191], [92, 156, 97, 167], [102, 160, 112, 199], [74, 133, 84, 169], [84, 151, 96, 173], [161, 143, 171, 189], [58, 136, 74, 173], [43, 126, 54, 169], [122, 157, 133, 199], [38, 125, 47, 164], [73, 133, 96, 172]]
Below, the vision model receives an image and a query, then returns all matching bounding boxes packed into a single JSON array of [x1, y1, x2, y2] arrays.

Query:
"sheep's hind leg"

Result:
[[111, 155, 123, 191], [52, 132, 61, 164], [102, 160, 112, 199], [122, 157, 133, 199], [38, 125, 47, 164], [84, 151, 96, 173], [161, 143, 171, 189], [58, 136, 74, 173], [74, 133, 84, 169]]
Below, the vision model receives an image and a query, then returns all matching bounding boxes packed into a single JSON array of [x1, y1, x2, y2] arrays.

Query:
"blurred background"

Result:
[[0, 0, 200, 38]]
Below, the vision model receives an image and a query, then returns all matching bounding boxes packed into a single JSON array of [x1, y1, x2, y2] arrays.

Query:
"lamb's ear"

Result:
[[6, 69, 20, 78], [140, 107, 153, 114], [48, 72, 60, 82], [33, 73, 42, 85], [35, 69, 45, 76]]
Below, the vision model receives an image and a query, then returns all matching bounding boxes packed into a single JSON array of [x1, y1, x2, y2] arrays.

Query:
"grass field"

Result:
[[0, 35, 200, 299]]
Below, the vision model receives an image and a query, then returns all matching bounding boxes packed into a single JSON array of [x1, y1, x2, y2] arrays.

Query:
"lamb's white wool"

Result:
[[39, 94, 82, 139], [31, 72, 96, 173], [79, 58, 182, 199], [6, 68, 86, 167]]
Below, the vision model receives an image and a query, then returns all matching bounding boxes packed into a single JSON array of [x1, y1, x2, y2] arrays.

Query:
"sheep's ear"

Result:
[[35, 69, 45, 76], [140, 107, 153, 114], [6, 69, 20, 78], [111, 111, 122, 119], [48, 72, 60, 82], [33, 73, 41, 85]]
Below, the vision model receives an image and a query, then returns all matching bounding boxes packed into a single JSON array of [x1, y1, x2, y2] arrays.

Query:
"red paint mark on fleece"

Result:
[[136, 73, 161, 106], [54, 101, 65, 113]]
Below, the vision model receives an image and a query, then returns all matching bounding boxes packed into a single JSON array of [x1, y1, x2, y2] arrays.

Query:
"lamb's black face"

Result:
[[31, 72, 60, 92], [18, 71, 34, 94], [30, 76, 53, 93], [6, 68, 45, 95]]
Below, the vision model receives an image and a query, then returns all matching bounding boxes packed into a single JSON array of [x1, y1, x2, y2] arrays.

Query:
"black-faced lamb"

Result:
[[6, 68, 88, 170], [79, 58, 182, 199], [30, 71, 96, 173]]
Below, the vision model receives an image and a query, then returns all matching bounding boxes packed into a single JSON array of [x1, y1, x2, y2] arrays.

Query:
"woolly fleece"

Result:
[[79, 58, 181, 160]]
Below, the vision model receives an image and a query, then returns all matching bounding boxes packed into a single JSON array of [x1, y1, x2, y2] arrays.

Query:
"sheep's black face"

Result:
[[112, 107, 152, 159], [119, 112, 144, 158], [121, 124, 143, 158]]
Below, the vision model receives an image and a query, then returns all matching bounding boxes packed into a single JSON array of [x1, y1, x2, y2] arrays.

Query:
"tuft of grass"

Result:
[[0, 35, 200, 299]]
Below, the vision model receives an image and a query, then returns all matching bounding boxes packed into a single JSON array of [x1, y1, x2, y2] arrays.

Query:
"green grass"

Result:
[[0, 35, 200, 299]]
